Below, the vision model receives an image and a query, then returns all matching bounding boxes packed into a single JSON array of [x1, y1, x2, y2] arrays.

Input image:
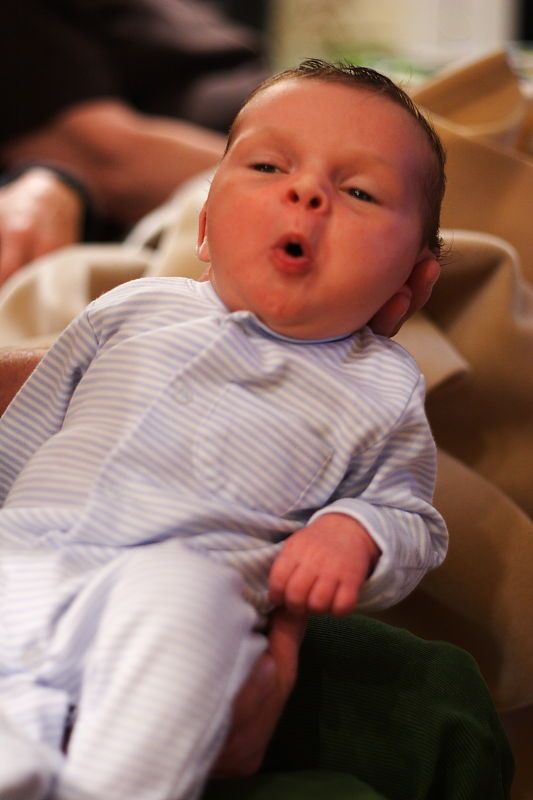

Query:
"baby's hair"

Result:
[[226, 58, 446, 257]]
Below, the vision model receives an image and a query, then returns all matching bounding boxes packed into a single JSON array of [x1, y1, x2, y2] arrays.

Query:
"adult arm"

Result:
[[0, 349, 44, 415], [2, 100, 226, 227], [0, 102, 225, 279]]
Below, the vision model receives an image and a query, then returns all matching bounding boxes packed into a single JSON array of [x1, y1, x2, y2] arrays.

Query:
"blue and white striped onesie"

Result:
[[0, 277, 447, 800]]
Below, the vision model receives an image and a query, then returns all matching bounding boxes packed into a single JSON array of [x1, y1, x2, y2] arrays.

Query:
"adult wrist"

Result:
[[0, 161, 95, 240]]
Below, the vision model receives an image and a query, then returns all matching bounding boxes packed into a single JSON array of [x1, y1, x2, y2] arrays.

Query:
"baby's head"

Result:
[[226, 60, 446, 257], [198, 59, 446, 340]]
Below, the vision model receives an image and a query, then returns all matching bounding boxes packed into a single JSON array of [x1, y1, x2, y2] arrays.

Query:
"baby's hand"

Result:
[[269, 513, 381, 617]]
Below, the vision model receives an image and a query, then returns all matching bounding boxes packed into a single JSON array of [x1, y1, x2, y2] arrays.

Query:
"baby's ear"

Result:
[[197, 204, 211, 263]]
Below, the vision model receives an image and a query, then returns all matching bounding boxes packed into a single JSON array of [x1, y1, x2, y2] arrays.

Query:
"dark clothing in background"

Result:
[[0, 0, 267, 143]]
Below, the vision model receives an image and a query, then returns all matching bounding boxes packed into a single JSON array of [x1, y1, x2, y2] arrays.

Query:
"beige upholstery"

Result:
[[412, 50, 528, 149]]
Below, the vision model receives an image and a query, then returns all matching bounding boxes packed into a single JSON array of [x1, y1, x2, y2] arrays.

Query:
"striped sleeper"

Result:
[[0, 276, 447, 800]]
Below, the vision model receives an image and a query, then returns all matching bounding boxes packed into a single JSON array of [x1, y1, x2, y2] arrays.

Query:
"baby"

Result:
[[0, 60, 448, 800]]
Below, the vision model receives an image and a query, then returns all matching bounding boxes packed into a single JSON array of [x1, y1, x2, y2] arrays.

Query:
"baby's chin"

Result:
[[216, 285, 364, 340]]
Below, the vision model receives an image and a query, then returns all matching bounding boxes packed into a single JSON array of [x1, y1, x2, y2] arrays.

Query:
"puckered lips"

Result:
[[271, 233, 313, 274]]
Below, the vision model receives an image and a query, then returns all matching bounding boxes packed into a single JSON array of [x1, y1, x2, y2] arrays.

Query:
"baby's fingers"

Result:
[[282, 566, 318, 615], [269, 552, 298, 606], [306, 576, 339, 614], [331, 581, 359, 617]]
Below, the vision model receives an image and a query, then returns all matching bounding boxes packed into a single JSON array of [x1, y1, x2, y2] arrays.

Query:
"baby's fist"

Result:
[[268, 513, 380, 617]]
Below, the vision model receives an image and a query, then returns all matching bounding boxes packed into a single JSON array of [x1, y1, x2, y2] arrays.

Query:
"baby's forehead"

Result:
[[227, 79, 302, 143], [227, 78, 432, 174], [234, 77, 358, 125], [230, 77, 423, 148]]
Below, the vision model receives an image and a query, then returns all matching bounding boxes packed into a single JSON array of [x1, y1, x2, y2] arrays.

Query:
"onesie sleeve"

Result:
[[308, 375, 448, 612], [0, 306, 99, 503]]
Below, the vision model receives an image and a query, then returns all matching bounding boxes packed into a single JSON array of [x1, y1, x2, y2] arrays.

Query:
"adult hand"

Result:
[[369, 256, 441, 337], [212, 607, 306, 778], [0, 168, 84, 284]]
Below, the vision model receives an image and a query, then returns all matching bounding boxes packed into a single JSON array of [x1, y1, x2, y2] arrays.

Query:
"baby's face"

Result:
[[198, 78, 433, 339]]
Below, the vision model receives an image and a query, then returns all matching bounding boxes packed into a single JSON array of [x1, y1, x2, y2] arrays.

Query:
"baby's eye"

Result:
[[251, 163, 279, 173], [346, 186, 375, 203]]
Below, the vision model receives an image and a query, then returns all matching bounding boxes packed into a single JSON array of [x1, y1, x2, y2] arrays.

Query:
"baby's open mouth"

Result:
[[272, 235, 312, 274], [275, 233, 311, 259], [284, 241, 304, 258]]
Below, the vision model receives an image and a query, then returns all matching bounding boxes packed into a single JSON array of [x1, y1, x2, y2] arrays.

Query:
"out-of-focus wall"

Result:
[[269, 0, 520, 70]]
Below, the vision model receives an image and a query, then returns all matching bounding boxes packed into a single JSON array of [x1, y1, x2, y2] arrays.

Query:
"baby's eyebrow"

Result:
[[229, 126, 293, 152], [335, 146, 401, 174], [332, 150, 402, 192], [343, 150, 389, 168], [234, 131, 392, 169]]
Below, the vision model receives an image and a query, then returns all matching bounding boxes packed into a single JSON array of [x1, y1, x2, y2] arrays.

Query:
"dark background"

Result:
[[213, 0, 268, 32], [519, 0, 532, 40]]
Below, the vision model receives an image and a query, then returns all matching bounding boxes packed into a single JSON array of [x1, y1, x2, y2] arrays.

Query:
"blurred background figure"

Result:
[[0, 0, 269, 281]]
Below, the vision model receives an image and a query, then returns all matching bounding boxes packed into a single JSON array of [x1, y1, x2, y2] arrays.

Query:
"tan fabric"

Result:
[[379, 226, 533, 713], [0, 245, 151, 350], [376, 55, 532, 717], [424, 232, 533, 516], [412, 50, 529, 149], [435, 125, 532, 279], [0, 54, 531, 719]]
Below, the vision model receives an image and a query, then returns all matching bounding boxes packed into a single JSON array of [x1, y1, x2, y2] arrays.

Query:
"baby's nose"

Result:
[[285, 177, 329, 212]]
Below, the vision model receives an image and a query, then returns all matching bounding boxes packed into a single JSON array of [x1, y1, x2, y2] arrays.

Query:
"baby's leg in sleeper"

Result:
[[56, 539, 265, 800], [0, 708, 62, 800]]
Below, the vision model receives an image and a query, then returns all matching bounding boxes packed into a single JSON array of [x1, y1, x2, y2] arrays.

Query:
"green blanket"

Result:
[[205, 614, 513, 799]]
